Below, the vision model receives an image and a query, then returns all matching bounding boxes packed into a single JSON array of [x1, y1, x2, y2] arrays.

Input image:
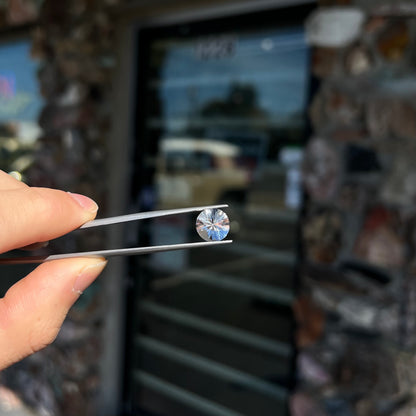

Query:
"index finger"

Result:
[[0, 170, 28, 190]]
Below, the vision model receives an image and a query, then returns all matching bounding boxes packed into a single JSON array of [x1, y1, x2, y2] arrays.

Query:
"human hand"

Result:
[[0, 170, 107, 370]]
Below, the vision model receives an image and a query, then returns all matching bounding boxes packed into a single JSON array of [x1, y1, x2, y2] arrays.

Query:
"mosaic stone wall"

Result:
[[293, 2, 416, 415], [0, 1, 119, 415]]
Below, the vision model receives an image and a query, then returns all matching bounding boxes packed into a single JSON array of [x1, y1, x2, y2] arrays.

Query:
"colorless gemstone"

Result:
[[196, 208, 230, 241]]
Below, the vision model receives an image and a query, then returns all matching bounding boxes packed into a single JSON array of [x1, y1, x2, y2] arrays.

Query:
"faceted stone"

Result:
[[196, 208, 230, 241]]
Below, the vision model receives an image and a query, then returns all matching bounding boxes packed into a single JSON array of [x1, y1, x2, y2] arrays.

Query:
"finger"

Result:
[[0, 187, 98, 253], [0, 257, 107, 369], [0, 170, 28, 190]]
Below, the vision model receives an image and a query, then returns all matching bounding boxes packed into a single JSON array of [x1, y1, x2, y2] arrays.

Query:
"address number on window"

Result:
[[194, 35, 237, 60]]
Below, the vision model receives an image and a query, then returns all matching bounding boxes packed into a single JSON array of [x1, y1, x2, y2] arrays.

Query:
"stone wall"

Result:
[[0, 1, 119, 415], [293, 2, 416, 415]]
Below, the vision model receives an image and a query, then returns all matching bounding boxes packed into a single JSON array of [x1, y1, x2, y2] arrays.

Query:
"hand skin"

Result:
[[0, 170, 107, 370]]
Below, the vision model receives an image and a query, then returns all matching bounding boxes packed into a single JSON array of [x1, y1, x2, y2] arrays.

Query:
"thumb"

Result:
[[0, 257, 107, 370], [0, 187, 99, 253]]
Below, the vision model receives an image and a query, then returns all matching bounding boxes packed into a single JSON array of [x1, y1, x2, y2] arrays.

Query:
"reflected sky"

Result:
[[152, 27, 309, 125], [0, 40, 42, 123]]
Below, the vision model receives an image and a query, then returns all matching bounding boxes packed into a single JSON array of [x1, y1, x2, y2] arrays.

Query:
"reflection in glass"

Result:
[[149, 28, 308, 212], [0, 40, 42, 178]]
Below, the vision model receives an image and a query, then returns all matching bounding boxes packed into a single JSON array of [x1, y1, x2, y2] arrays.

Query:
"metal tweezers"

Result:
[[0, 204, 232, 264]]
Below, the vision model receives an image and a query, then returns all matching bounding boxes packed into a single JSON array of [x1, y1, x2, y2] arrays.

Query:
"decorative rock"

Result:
[[354, 207, 405, 269], [302, 207, 342, 263], [364, 16, 387, 34], [377, 21, 410, 62], [39, 104, 94, 134], [302, 138, 341, 202], [390, 99, 416, 139], [297, 351, 331, 386], [344, 42, 374, 75], [305, 7, 365, 48], [365, 97, 391, 138], [293, 295, 325, 348], [335, 341, 399, 399], [330, 126, 367, 143], [324, 88, 363, 125], [290, 392, 329, 416], [366, 96, 416, 142], [311, 47, 339, 78], [38, 64, 66, 100], [56, 82, 88, 106], [381, 153, 416, 206], [6, 0, 38, 25], [8, 2, 117, 415], [336, 183, 368, 211], [299, 3, 416, 414], [310, 87, 363, 130]]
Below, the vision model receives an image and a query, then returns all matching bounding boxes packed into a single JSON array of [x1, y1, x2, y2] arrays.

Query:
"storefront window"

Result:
[[149, 27, 308, 210], [127, 6, 312, 415]]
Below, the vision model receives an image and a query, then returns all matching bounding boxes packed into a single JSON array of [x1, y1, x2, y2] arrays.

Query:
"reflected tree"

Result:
[[200, 82, 269, 120]]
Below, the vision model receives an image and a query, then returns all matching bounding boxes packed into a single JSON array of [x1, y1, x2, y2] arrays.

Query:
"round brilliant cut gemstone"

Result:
[[196, 208, 230, 241]]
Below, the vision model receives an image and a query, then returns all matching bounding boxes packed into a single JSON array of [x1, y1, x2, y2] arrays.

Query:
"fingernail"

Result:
[[68, 192, 99, 213], [72, 259, 107, 295]]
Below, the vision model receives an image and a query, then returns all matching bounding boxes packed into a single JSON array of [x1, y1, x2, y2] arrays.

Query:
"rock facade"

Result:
[[293, 2, 416, 415]]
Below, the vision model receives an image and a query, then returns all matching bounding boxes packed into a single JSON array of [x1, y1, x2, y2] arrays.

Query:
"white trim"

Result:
[[97, 22, 138, 416]]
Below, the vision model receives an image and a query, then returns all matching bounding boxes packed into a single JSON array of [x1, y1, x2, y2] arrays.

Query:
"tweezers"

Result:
[[0, 204, 232, 264]]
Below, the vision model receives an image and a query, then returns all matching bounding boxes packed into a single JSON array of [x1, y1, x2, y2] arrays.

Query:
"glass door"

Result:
[[125, 5, 313, 415]]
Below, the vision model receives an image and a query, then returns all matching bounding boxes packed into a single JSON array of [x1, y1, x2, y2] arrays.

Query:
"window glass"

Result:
[[128, 14, 311, 416], [0, 39, 42, 178], [148, 28, 308, 211]]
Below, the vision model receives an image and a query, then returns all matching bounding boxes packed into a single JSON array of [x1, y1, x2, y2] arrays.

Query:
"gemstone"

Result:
[[196, 208, 230, 241]]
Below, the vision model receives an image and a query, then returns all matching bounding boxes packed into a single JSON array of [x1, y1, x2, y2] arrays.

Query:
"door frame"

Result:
[[101, 1, 315, 414]]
